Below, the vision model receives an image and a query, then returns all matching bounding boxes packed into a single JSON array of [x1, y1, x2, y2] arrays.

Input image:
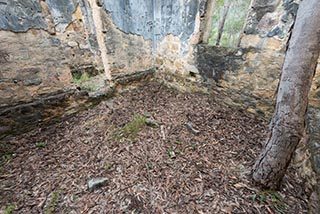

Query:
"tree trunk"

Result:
[[252, 0, 320, 190], [216, 0, 231, 46], [201, 0, 216, 44]]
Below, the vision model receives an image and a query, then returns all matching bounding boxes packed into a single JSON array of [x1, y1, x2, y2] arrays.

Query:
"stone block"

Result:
[[314, 154, 320, 174], [264, 38, 282, 51], [68, 41, 79, 48]]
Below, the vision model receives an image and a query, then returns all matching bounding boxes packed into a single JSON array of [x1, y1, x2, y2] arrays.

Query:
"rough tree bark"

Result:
[[216, 0, 231, 46], [252, 0, 320, 189], [202, 0, 216, 43]]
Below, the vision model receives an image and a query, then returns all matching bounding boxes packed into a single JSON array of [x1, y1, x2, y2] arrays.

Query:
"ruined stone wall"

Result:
[[196, 0, 320, 107], [234, 1, 320, 209], [0, 0, 100, 106], [229, 0, 300, 98], [0, 0, 107, 137], [0, 0, 204, 138], [215, 0, 320, 108], [194, 1, 320, 209], [103, 0, 202, 78], [0, 0, 204, 105]]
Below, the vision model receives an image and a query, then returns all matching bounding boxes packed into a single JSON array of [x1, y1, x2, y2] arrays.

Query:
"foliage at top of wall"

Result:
[[209, 0, 251, 47]]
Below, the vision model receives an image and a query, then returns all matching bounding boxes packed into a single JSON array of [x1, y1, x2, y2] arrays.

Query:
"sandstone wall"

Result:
[[0, 0, 100, 106], [102, 0, 202, 78], [229, 0, 300, 99], [203, 0, 319, 209], [211, 0, 320, 109], [195, 0, 318, 106], [0, 0, 105, 137], [0, 0, 204, 138]]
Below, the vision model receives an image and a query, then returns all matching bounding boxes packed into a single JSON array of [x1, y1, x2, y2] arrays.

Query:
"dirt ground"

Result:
[[0, 81, 309, 213]]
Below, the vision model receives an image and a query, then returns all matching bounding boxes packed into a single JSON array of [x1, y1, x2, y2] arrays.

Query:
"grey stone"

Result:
[[23, 77, 42, 86], [46, 0, 78, 32], [314, 154, 320, 174], [87, 177, 108, 190], [0, 0, 47, 32], [185, 122, 200, 135], [145, 118, 159, 128], [283, 1, 299, 17], [67, 41, 78, 48], [50, 38, 61, 47], [267, 26, 284, 38]]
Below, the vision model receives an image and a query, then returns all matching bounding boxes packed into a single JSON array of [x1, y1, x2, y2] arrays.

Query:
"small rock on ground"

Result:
[[87, 177, 108, 190]]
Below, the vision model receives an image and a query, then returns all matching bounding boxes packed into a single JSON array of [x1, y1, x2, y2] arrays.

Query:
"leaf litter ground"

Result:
[[0, 81, 308, 213]]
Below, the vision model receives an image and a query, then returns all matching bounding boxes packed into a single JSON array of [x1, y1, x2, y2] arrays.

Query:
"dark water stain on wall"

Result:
[[195, 45, 244, 82]]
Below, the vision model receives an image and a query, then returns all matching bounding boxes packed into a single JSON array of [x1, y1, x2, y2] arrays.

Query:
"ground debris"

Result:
[[0, 81, 308, 213], [185, 122, 201, 135]]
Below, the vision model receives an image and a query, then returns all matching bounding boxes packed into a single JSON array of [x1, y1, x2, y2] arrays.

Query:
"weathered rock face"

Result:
[[195, 0, 310, 108], [241, 0, 300, 52], [0, 1, 102, 107], [195, 0, 320, 208], [0, 0, 203, 104], [104, 0, 199, 45], [0, 0, 203, 138], [99, 8, 153, 75], [0, 0, 47, 32], [46, 0, 78, 32], [102, 0, 201, 76]]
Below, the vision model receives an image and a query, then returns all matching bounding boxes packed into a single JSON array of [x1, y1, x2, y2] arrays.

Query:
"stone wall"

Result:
[[231, 0, 300, 99], [0, 0, 204, 138], [1, 1, 320, 208], [195, 0, 316, 107], [102, 0, 202, 78], [194, 1, 320, 210], [0, 0, 99, 106], [154, 0, 202, 80], [200, 0, 320, 109], [0, 0, 102, 138]]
